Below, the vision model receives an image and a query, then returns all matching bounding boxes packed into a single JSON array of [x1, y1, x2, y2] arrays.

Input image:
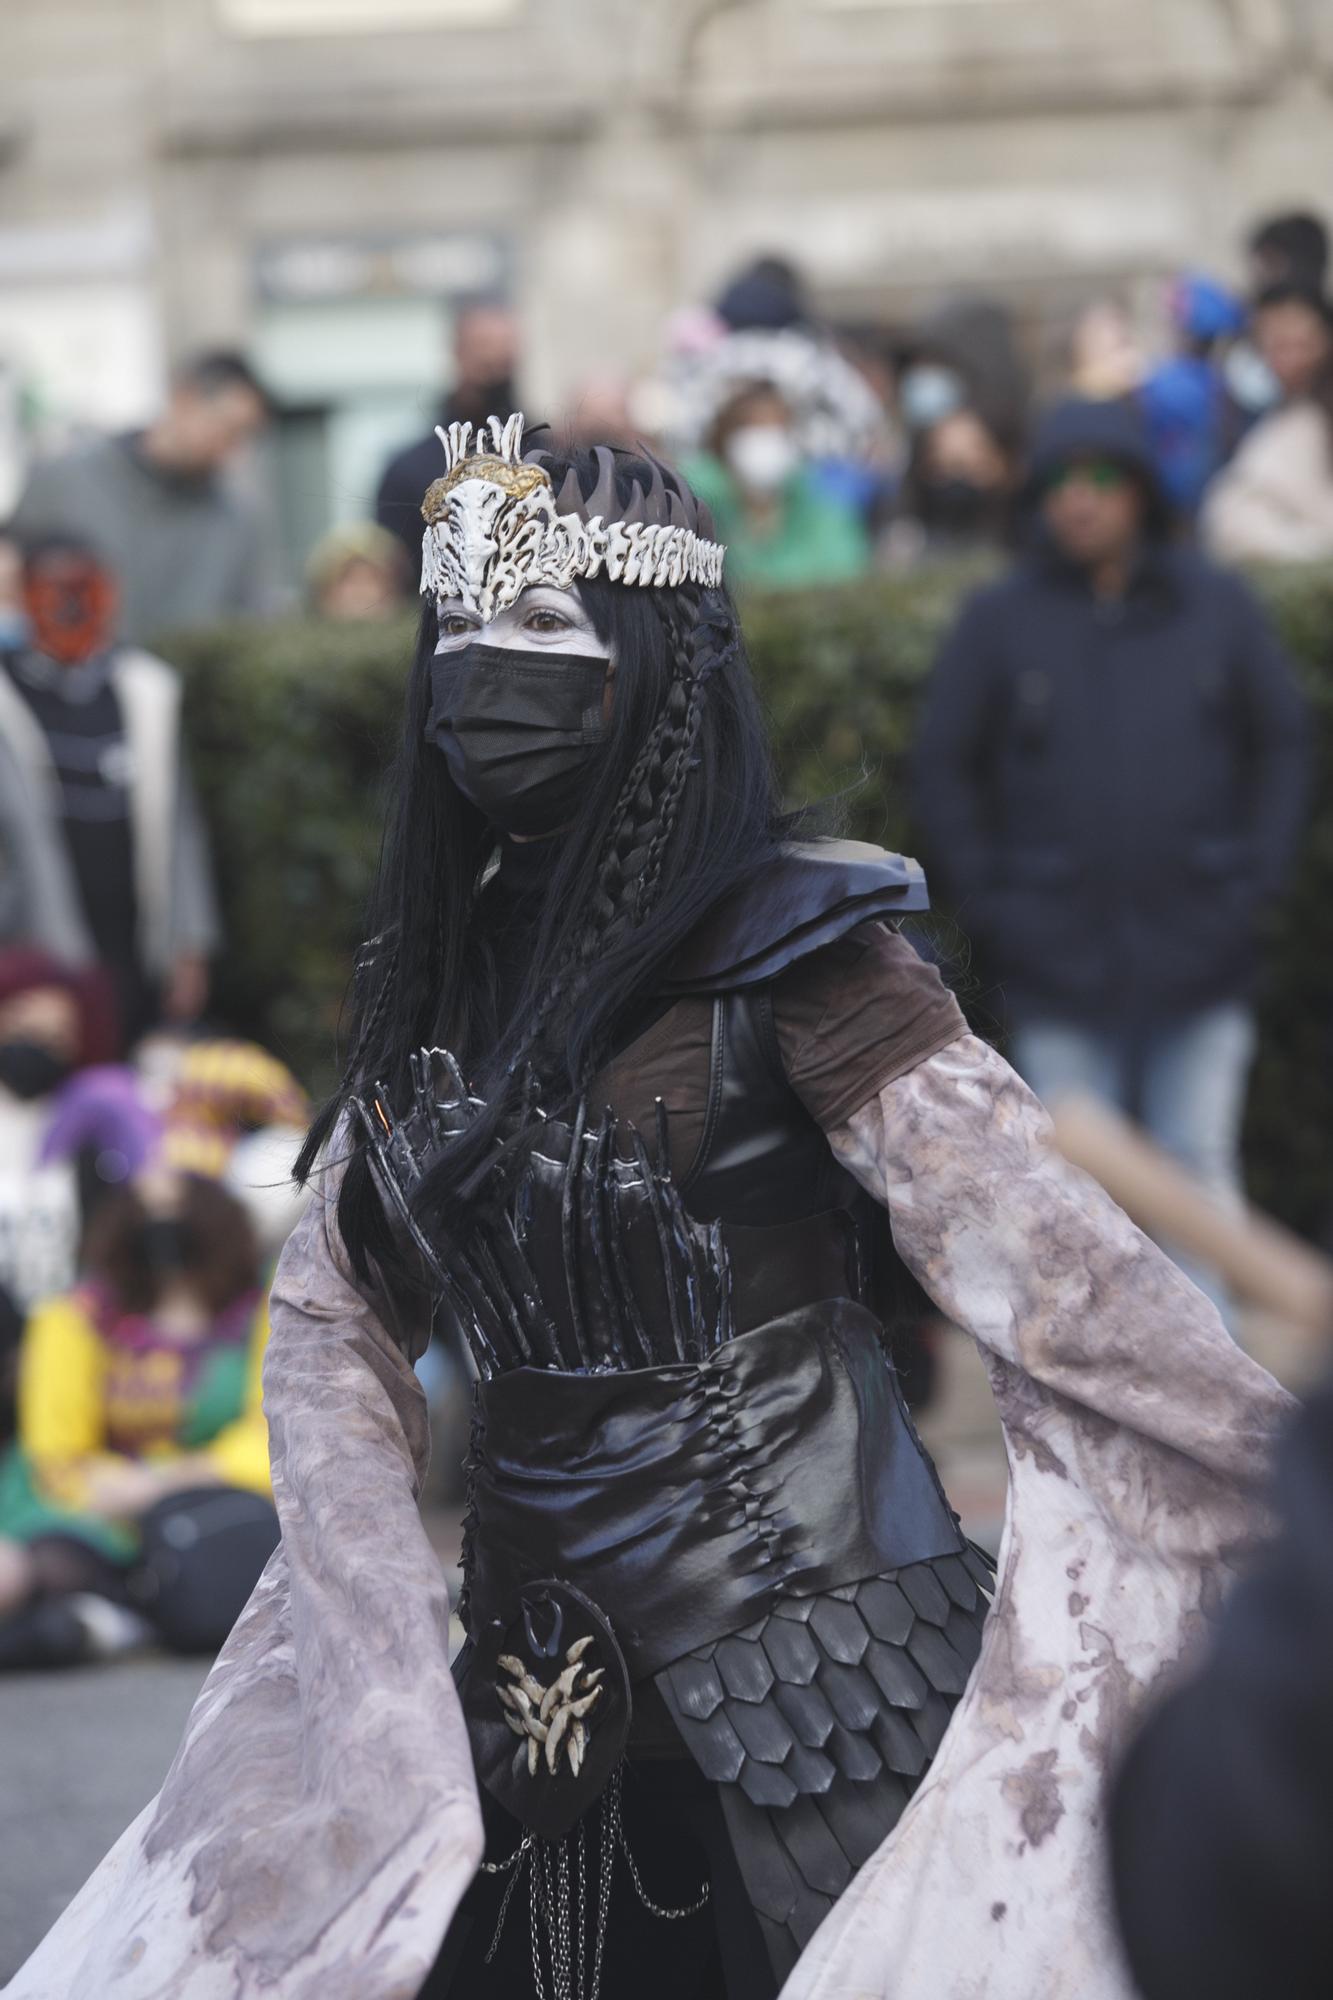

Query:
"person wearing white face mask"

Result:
[[685, 382, 870, 591]]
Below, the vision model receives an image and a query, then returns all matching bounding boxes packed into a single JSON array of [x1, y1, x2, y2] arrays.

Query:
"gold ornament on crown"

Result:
[[422, 457, 553, 524]]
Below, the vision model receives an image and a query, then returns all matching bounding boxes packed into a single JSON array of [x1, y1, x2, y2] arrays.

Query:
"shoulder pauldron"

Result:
[[662, 838, 927, 994]]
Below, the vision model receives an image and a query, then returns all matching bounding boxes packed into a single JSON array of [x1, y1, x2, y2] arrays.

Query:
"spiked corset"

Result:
[[352, 839, 933, 1376], [354, 1005, 873, 1379]]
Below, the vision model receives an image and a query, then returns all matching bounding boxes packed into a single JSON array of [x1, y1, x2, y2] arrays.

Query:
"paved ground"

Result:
[[1, 1310, 1312, 1982], [0, 1655, 209, 1980]]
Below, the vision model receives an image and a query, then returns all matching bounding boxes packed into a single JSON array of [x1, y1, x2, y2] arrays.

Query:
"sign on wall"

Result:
[[254, 231, 509, 305], [218, 0, 519, 33]]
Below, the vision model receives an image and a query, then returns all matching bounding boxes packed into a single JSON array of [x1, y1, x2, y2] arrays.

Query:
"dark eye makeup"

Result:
[[435, 594, 596, 644]]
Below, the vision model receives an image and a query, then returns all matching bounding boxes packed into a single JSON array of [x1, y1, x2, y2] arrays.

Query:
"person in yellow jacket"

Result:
[[0, 1167, 277, 1666]]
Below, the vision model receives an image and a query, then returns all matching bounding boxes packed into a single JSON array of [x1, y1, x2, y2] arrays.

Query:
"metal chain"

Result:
[[483, 1844, 528, 1965], [610, 1770, 712, 1920], [531, 1835, 571, 2000], [530, 1845, 548, 2000], [575, 1817, 587, 1999], [589, 1768, 616, 1998], [488, 1764, 710, 2000], [481, 1830, 535, 1875], [522, 1784, 618, 2000], [555, 1839, 573, 2000]]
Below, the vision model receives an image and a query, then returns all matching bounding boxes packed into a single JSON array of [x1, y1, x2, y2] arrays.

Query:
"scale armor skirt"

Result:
[[657, 1545, 995, 1981]]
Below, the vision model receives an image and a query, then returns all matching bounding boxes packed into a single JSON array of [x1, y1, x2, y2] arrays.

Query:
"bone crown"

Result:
[[418, 413, 725, 619]]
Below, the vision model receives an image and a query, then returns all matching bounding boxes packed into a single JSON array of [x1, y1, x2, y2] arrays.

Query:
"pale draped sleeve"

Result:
[[6, 1143, 483, 2000], [782, 1032, 1293, 2000]]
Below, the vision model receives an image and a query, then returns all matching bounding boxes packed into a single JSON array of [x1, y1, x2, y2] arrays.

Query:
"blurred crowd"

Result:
[[369, 204, 1333, 594], [0, 203, 1325, 1688]]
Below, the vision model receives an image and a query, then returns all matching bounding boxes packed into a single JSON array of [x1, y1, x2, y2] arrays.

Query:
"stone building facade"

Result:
[[1, 0, 1330, 551]]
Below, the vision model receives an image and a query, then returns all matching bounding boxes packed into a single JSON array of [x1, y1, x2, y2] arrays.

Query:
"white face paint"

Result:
[[433, 583, 610, 662]]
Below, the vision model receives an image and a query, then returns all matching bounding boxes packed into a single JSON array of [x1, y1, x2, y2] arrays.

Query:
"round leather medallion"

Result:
[[465, 1576, 632, 1840]]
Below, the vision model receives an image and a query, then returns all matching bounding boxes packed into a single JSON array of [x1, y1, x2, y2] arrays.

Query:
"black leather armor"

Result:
[[356, 840, 990, 1981]]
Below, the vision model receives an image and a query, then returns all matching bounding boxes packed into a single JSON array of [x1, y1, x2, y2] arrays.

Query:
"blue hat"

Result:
[[1172, 274, 1246, 344]]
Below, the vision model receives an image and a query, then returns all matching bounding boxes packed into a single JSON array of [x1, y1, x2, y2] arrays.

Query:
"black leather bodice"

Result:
[[675, 986, 857, 1227], [355, 838, 926, 1377], [659, 982, 871, 1345]]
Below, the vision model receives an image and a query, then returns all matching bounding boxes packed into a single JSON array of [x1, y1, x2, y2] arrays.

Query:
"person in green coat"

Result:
[[685, 382, 870, 592]]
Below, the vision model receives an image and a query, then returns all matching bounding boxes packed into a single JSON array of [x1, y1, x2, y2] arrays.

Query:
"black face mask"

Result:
[[919, 476, 1001, 536], [141, 1217, 193, 1274], [426, 643, 610, 838], [0, 1040, 70, 1101]]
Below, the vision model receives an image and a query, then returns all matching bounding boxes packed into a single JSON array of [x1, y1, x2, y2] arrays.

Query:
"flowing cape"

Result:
[[8, 1040, 1291, 1998]]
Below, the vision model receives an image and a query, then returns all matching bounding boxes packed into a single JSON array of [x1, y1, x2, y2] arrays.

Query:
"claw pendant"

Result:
[[496, 1637, 604, 1778]]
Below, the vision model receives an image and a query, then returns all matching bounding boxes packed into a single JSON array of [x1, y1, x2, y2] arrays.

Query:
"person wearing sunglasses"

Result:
[[914, 394, 1308, 1319]]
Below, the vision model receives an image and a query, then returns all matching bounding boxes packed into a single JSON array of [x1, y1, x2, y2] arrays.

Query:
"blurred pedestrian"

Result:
[[663, 265, 887, 488], [155, 1034, 308, 1181], [914, 396, 1308, 1312], [897, 295, 1031, 464], [306, 521, 407, 620], [1201, 284, 1333, 562], [1110, 1361, 1333, 2000], [375, 299, 520, 576], [0, 529, 27, 651], [562, 373, 638, 450], [712, 252, 810, 334], [814, 322, 907, 533], [886, 402, 1015, 562], [0, 534, 220, 1041], [1246, 209, 1330, 294], [1065, 299, 1146, 403], [39, 1027, 312, 1263], [0, 1167, 277, 1669], [1140, 274, 1248, 517], [0, 950, 128, 1314], [12, 351, 276, 646], [1213, 211, 1331, 426], [685, 380, 870, 591]]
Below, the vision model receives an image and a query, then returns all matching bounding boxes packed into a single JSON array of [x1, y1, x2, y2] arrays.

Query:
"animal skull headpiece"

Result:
[[419, 413, 726, 622]]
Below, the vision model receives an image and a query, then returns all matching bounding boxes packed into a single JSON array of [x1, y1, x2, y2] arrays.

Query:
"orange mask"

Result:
[[23, 554, 119, 664]]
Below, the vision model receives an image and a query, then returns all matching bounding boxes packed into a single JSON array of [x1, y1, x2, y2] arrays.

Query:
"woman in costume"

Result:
[[9, 418, 1290, 2000], [328, 419, 990, 1994]]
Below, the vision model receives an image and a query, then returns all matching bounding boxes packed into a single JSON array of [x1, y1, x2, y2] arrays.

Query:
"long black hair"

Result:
[[297, 442, 804, 1278]]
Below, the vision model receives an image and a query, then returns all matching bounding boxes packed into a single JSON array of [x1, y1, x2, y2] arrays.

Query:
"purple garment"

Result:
[[38, 1066, 163, 1181]]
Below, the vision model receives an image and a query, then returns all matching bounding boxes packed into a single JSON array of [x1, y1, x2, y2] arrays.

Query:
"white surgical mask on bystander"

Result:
[[725, 424, 800, 498]]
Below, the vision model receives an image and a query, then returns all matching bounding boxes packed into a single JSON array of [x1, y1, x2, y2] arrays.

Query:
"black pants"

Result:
[[0, 1487, 279, 1670], [130, 1487, 280, 1653], [421, 1756, 777, 2000]]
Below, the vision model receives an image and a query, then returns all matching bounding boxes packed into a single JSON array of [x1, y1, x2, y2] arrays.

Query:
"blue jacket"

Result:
[[913, 400, 1308, 1024]]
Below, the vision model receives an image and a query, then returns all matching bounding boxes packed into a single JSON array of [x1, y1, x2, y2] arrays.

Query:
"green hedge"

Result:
[[169, 560, 1333, 1239]]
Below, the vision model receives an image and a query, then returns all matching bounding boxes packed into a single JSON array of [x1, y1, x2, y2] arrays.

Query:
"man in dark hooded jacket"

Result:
[[913, 396, 1307, 1310]]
